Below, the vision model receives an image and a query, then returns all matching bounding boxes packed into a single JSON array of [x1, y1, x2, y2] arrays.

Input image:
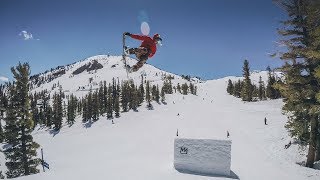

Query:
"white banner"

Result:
[[174, 138, 232, 177]]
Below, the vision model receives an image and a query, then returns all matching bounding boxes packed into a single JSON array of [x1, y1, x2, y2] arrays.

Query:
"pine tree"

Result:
[[274, 0, 320, 167], [53, 89, 63, 131], [38, 108, 45, 125], [112, 78, 117, 107], [98, 81, 105, 115], [162, 78, 173, 94], [92, 90, 100, 121], [0, 86, 6, 142], [121, 81, 129, 112], [67, 95, 76, 126], [45, 105, 53, 128], [189, 83, 194, 95], [138, 78, 144, 104], [4, 62, 40, 178], [161, 86, 166, 103], [67, 96, 72, 125], [63, 101, 67, 119], [107, 84, 113, 119], [114, 83, 120, 117], [181, 83, 189, 95], [103, 81, 108, 114], [40, 91, 51, 128], [177, 83, 181, 94], [241, 60, 253, 101], [87, 90, 93, 121], [128, 82, 134, 110], [252, 84, 258, 100], [258, 76, 266, 100], [145, 81, 152, 109], [227, 79, 234, 95], [129, 83, 138, 111], [266, 66, 278, 99], [168, 79, 173, 94], [30, 93, 39, 128], [77, 98, 82, 115], [155, 85, 160, 103], [151, 85, 157, 100], [233, 80, 241, 98], [82, 97, 88, 123]]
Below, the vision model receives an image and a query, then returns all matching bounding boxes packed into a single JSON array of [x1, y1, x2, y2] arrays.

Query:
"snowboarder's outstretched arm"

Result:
[[126, 33, 149, 41]]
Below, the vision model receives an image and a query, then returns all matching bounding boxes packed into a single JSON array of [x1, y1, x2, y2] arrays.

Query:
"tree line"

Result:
[[226, 60, 281, 101]]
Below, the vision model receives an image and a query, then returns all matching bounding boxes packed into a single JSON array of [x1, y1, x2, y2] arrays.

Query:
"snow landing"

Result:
[[174, 138, 231, 177]]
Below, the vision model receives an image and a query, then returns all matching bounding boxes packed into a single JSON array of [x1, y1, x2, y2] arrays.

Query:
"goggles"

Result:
[[155, 37, 162, 46]]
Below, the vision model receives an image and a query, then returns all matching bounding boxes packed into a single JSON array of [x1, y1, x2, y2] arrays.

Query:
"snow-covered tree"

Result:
[[241, 60, 253, 101]]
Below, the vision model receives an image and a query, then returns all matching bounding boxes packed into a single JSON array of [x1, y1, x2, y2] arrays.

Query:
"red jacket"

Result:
[[130, 34, 157, 58]]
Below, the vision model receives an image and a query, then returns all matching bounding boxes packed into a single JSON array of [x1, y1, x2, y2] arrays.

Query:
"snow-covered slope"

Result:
[[31, 55, 193, 98], [6, 58, 319, 180]]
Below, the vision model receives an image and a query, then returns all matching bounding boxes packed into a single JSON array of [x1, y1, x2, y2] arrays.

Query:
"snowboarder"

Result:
[[264, 117, 267, 125], [123, 32, 162, 72], [227, 131, 230, 138]]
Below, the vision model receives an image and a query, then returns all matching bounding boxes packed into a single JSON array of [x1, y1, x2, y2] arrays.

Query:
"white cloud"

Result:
[[0, 76, 9, 82], [19, 30, 35, 40]]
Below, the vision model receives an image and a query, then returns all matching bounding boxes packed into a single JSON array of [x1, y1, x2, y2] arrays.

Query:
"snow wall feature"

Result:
[[174, 138, 232, 176]]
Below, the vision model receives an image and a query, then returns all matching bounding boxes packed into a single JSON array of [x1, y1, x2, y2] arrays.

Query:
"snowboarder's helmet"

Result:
[[153, 33, 162, 40], [153, 33, 162, 46]]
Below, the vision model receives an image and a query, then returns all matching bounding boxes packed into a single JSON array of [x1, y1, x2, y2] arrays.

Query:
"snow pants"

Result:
[[128, 47, 150, 71]]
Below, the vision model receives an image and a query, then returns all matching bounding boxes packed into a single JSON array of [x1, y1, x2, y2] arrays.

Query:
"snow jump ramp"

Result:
[[174, 138, 232, 177]]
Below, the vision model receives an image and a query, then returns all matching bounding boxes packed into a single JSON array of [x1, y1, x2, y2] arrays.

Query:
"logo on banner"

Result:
[[179, 146, 188, 154]]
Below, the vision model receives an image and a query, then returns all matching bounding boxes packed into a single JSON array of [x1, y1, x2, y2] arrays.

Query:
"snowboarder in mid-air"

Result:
[[123, 32, 162, 72]]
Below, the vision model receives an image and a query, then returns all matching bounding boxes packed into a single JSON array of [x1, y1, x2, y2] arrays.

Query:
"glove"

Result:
[[124, 32, 131, 36]]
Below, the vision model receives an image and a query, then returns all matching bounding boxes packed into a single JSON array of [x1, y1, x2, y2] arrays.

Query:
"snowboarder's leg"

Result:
[[131, 56, 148, 72], [128, 48, 136, 54], [125, 47, 136, 55], [131, 47, 150, 72]]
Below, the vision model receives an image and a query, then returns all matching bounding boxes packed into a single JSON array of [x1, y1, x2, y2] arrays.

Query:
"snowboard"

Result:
[[122, 34, 136, 74]]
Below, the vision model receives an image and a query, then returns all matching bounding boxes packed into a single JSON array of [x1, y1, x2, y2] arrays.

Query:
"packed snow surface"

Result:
[[4, 55, 318, 180]]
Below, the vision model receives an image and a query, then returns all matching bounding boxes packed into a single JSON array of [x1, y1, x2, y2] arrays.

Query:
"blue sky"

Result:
[[0, 0, 286, 82]]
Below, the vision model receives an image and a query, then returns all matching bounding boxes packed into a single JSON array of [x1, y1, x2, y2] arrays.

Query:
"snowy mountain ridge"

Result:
[[30, 54, 279, 99], [30, 55, 193, 98]]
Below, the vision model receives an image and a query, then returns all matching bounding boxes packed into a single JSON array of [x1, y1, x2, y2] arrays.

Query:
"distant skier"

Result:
[[284, 141, 291, 149], [264, 117, 268, 125], [227, 131, 230, 138], [123, 32, 162, 72]]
